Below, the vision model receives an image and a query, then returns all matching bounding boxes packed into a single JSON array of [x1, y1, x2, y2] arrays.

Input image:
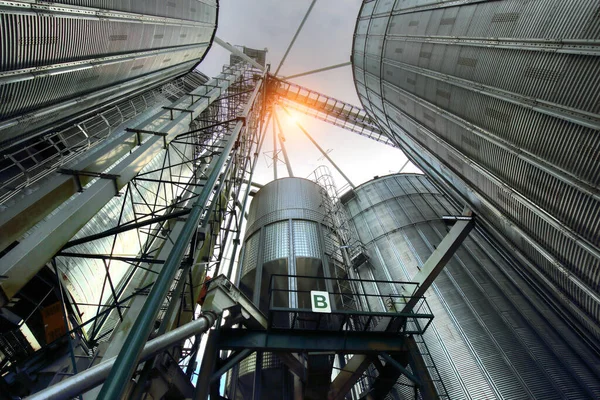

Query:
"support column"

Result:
[[273, 111, 294, 177], [193, 330, 221, 400], [272, 114, 278, 180]]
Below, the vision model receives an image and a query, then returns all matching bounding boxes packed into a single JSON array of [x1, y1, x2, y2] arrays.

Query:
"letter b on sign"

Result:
[[311, 290, 331, 313]]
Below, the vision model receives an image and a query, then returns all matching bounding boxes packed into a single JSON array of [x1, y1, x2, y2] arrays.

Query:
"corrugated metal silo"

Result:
[[0, 0, 218, 145], [230, 177, 347, 399], [352, 0, 600, 343], [342, 173, 600, 399]]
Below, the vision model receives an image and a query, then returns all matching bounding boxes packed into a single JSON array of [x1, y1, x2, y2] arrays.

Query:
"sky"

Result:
[[198, 0, 419, 191]]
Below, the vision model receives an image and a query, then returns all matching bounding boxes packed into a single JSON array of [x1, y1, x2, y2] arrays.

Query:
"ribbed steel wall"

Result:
[[239, 177, 345, 310], [233, 178, 343, 399], [344, 174, 600, 399], [352, 0, 600, 343], [0, 0, 217, 145]]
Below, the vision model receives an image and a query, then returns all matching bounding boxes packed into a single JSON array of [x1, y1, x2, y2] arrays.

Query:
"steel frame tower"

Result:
[[0, 41, 397, 397], [1, 59, 270, 399]]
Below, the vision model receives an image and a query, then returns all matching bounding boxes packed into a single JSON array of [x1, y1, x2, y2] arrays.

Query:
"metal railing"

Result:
[[271, 77, 394, 146], [0, 71, 208, 206], [267, 274, 434, 335]]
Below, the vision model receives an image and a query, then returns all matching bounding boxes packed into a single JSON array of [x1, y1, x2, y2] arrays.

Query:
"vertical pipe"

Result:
[[253, 352, 264, 400], [273, 110, 294, 177], [274, 0, 318, 76], [96, 76, 265, 400], [272, 113, 278, 180], [193, 330, 220, 400], [281, 105, 355, 188]]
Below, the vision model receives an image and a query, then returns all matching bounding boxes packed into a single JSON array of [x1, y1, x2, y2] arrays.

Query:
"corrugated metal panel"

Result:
[[344, 174, 600, 399], [0, 0, 217, 145], [352, 0, 600, 346], [0, 46, 207, 119], [245, 178, 328, 237]]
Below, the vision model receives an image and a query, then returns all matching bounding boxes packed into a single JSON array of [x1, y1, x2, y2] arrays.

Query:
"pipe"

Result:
[[273, 111, 294, 177], [398, 159, 410, 173], [274, 0, 317, 76], [282, 61, 351, 80], [96, 76, 265, 400], [26, 312, 217, 400], [272, 113, 278, 180]]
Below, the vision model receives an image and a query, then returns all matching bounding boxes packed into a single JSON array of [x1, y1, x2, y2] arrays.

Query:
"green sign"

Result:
[[310, 290, 331, 313]]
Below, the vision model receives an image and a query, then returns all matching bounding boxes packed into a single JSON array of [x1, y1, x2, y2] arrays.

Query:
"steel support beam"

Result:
[[193, 330, 221, 400], [405, 338, 440, 400], [273, 111, 294, 177], [329, 353, 374, 400], [272, 113, 278, 180], [305, 354, 333, 400], [379, 352, 421, 387], [274, 352, 306, 382], [367, 336, 441, 399], [280, 105, 355, 188], [217, 329, 407, 354], [61, 209, 191, 249], [210, 349, 253, 383], [57, 252, 164, 265], [398, 159, 411, 173], [399, 210, 474, 313], [368, 352, 410, 399], [274, 0, 317, 76], [329, 212, 474, 399]]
